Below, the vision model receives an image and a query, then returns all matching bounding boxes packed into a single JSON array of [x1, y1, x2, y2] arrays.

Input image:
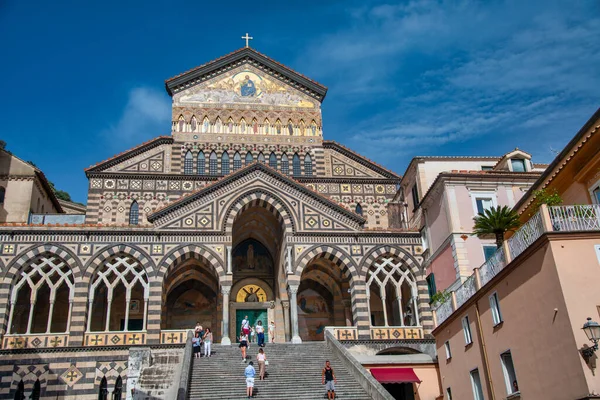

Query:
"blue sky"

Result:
[[1, 0, 599, 204]]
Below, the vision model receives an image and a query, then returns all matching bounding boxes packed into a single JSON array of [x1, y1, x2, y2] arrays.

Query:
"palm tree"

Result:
[[473, 206, 521, 248]]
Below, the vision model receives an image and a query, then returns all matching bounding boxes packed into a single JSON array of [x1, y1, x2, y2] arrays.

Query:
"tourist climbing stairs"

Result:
[[187, 342, 372, 399]]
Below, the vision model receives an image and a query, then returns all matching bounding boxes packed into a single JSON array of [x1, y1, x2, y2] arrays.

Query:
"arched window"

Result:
[[304, 154, 313, 176], [202, 117, 210, 133], [215, 117, 222, 133], [355, 203, 363, 216], [113, 376, 123, 400], [7, 254, 75, 335], [197, 151, 205, 175], [190, 116, 197, 132], [269, 152, 277, 169], [0, 186, 5, 204], [240, 118, 246, 134], [252, 118, 259, 134], [209, 151, 218, 175], [275, 119, 282, 135], [31, 379, 41, 400], [292, 153, 301, 176], [288, 121, 294, 135], [245, 152, 253, 166], [177, 116, 185, 132], [98, 376, 108, 400], [299, 120, 306, 136], [221, 152, 230, 175], [15, 380, 25, 400], [366, 256, 420, 327], [264, 119, 270, 135], [281, 153, 289, 175], [227, 118, 234, 133], [310, 120, 318, 136], [88, 254, 149, 332], [233, 152, 242, 170], [129, 201, 139, 225], [184, 151, 193, 174], [257, 152, 265, 163]]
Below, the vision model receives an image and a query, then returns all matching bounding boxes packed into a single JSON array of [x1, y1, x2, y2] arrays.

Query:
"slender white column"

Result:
[[26, 301, 36, 334], [105, 299, 112, 332], [66, 300, 73, 332], [221, 286, 231, 345], [86, 300, 94, 332], [142, 300, 148, 331], [288, 285, 302, 343], [381, 291, 389, 327], [46, 301, 55, 334], [226, 246, 232, 274], [412, 295, 420, 326], [286, 246, 293, 274], [6, 301, 15, 334], [124, 299, 131, 332]]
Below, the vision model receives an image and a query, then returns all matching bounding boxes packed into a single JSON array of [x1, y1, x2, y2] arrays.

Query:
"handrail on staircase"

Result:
[[176, 330, 194, 400], [324, 330, 395, 400]]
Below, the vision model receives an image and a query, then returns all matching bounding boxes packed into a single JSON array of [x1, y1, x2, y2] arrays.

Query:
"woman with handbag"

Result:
[[256, 348, 267, 380]]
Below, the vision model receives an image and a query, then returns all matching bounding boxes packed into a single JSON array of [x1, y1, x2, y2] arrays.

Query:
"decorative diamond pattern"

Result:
[[110, 335, 121, 345], [61, 365, 83, 387], [31, 337, 42, 347]]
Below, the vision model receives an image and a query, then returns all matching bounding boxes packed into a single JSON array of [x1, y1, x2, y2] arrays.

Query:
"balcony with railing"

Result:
[[433, 204, 600, 327]]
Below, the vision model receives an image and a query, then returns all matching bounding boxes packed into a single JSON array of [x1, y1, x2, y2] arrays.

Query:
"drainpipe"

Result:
[[474, 300, 496, 400]]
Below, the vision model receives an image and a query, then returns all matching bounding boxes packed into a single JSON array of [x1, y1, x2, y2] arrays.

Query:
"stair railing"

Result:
[[324, 330, 395, 400], [176, 330, 194, 400]]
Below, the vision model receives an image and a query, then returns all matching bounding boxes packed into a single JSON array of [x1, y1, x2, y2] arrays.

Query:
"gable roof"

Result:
[[85, 136, 173, 174], [323, 141, 401, 180], [148, 161, 365, 225], [165, 47, 328, 101]]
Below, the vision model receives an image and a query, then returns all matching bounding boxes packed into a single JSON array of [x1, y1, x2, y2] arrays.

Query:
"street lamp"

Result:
[[581, 317, 600, 361]]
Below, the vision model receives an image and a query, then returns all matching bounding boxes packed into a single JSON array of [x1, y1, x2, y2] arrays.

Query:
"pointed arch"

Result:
[[257, 152, 265, 163], [227, 117, 234, 133], [197, 151, 205, 175], [292, 153, 301, 176], [281, 153, 289, 175], [287, 120, 294, 135], [215, 117, 222, 133], [310, 120, 318, 136], [240, 118, 247, 134], [299, 119, 306, 136], [252, 118, 259, 134], [221, 151, 230, 175], [202, 116, 210, 133], [209, 151, 218, 175], [304, 153, 313, 176], [269, 152, 277, 169], [263, 118, 270, 135], [98, 376, 108, 400], [233, 151, 242, 170], [245, 152, 253, 165], [183, 150, 193, 174], [177, 115, 185, 132], [355, 203, 363, 216], [113, 376, 123, 399], [275, 119, 282, 135], [129, 201, 139, 225], [190, 116, 198, 132]]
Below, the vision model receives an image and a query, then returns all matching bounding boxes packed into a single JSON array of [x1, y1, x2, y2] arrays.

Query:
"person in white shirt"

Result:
[[256, 348, 267, 380], [255, 320, 265, 347], [268, 320, 275, 343]]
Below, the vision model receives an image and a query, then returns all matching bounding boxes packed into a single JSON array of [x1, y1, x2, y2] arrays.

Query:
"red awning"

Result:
[[370, 368, 421, 384]]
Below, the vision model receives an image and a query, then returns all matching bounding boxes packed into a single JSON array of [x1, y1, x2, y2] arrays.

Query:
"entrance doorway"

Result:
[[382, 383, 415, 400], [235, 309, 268, 343]]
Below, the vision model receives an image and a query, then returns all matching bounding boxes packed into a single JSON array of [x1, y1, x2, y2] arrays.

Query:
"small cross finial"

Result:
[[242, 33, 253, 48]]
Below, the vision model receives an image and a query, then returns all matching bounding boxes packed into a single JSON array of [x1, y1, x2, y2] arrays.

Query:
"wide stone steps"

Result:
[[188, 342, 372, 399]]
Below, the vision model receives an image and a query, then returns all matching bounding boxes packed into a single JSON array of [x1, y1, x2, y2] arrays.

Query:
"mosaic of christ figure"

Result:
[[240, 75, 256, 97]]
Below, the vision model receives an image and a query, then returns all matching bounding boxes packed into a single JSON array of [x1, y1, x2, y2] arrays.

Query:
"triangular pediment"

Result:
[[323, 141, 401, 179], [165, 47, 327, 102], [148, 163, 365, 233], [85, 137, 173, 174]]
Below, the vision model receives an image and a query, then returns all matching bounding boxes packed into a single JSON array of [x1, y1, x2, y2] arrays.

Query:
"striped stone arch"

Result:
[[293, 245, 359, 280], [157, 244, 225, 279], [359, 245, 423, 279], [224, 189, 295, 234], [3, 243, 83, 284], [82, 244, 156, 282]]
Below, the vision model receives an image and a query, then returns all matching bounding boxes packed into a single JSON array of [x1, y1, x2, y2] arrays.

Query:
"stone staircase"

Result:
[[187, 342, 372, 399]]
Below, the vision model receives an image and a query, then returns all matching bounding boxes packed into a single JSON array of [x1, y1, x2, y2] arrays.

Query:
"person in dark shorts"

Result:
[[192, 332, 201, 358], [322, 360, 337, 399], [239, 332, 249, 362]]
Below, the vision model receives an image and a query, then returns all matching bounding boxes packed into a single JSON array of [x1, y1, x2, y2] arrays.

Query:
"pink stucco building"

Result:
[[432, 108, 600, 400]]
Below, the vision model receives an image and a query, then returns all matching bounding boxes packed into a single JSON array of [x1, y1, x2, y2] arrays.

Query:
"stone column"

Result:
[[226, 246, 232, 275], [221, 286, 232, 345], [288, 285, 302, 343], [342, 299, 352, 326], [286, 246, 293, 274], [281, 300, 290, 342]]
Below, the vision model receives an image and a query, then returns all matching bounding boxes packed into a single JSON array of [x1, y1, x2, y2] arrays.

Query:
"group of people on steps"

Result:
[[192, 317, 338, 399]]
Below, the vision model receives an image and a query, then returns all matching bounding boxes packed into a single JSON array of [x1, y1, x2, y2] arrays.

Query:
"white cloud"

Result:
[[102, 87, 171, 146], [300, 0, 600, 166]]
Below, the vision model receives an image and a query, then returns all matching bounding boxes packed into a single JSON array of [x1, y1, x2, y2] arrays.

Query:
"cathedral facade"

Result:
[[0, 47, 430, 398]]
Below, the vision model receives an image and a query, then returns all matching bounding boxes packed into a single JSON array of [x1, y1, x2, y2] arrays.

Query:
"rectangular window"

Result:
[[475, 197, 494, 214], [511, 159, 526, 172], [470, 369, 484, 400], [444, 340, 452, 359], [501, 351, 518, 395], [490, 292, 503, 325], [593, 187, 600, 204], [481, 166, 493, 171], [420, 227, 429, 250], [411, 185, 419, 209], [462, 316, 473, 345], [426, 274, 437, 298], [446, 387, 453, 400], [483, 245, 497, 261]]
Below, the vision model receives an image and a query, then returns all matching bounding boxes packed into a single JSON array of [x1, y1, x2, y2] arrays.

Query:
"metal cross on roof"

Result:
[[241, 33, 253, 48]]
